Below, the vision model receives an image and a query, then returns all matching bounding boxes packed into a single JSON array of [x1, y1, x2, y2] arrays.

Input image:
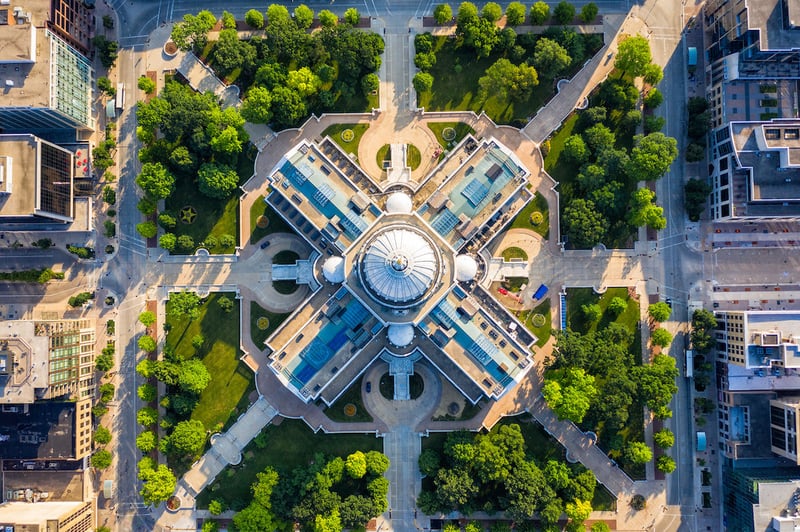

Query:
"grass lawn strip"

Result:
[[323, 375, 373, 423], [517, 298, 551, 347], [501, 246, 528, 261], [509, 192, 550, 239], [196, 418, 381, 508], [249, 301, 290, 348], [427, 122, 475, 150], [165, 293, 252, 432], [249, 195, 295, 245], [321, 123, 369, 157]]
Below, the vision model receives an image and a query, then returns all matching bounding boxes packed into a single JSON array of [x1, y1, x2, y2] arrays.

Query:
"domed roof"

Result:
[[387, 324, 415, 347], [322, 256, 345, 283], [361, 228, 439, 304], [385, 192, 413, 214], [455, 254, 478, 282]]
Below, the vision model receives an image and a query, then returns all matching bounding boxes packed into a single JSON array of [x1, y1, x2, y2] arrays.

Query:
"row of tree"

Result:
[[417, 424, 597, 530], [432, 1, 598, 27]]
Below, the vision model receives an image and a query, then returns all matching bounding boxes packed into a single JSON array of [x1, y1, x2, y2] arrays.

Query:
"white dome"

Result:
[[385, 192, 413, 214], [387, 324, 415, 347], [322, 256, 345, 283], [361, 228, 439, 304], [455, 254, 478, 282]]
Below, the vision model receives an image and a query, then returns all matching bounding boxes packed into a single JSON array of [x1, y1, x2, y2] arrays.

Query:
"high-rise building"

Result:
[[0, 134, 76, 224], [714, 311, 800, 370], [0, 500, 94, 532], [723, 467, 800, 531], [703, 0, 800, 220], [0, 3, 94, 138], [771, 397, 800, 464]]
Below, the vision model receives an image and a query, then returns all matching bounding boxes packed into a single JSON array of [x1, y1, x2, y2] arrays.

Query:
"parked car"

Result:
[[365, 382, 372, 393], [260, 241, 270, 249]]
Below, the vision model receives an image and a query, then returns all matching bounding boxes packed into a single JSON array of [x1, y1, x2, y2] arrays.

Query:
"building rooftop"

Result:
[[0, 320, 48, 404], [754, 480, 800, 531], [747, 0, 800, 51], [730, 122, 800, 204], [2, 470, 85, 502], [0, 401, 77, 460], [0, 500, 88, 526], [0, 134, 74, 222], [734, 311, 800, 369]]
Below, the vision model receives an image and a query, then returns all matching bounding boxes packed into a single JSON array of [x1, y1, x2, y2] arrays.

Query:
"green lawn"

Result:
[[407, 144, 421, 170], [323, 375, 374, 423], [565, 287, 640, 336], [509, 192, 550, 239], [419, 36, 601, 125], [249, 195, 295, 245], [165, 293, 253, 432], [543, 113, 580, 186], [196, 418, 381, 508], [164, 145, 255, 254], [516, 298, 551, 347], [376, 144, 390, 169], [249, 301, 290, 348], [321, 123, 369, 157], [427, 122, 475, 150], [501, 246, 528, 261]]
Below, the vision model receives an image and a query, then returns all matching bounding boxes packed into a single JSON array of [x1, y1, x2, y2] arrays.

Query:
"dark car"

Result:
[[260, 241, 271, 249], [365, 382, 372, 393]]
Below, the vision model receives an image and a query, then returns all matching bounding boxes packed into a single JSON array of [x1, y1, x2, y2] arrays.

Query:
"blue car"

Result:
[[260, 241, 270, 249]]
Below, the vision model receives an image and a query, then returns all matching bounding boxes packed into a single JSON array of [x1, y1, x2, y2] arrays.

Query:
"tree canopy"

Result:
[[140, 464, 177, 506], [543, 368, 598, 423], [533, 38, 571, 79], [434, 3, 453, 24], [615, 35, 652, 77], [626, 132, 678, 181], [530, 1, 550, 24], [167, 291, 202, 321], [168, 419, 206, 457], [170, 10, 216, 52], [136, 162, 175, 199], [478, 58, 538, 101]]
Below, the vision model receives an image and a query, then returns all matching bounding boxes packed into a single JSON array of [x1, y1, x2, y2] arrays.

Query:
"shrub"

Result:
[[608, 296, 627, 316], [103, 220, 116, 238], [220, 234, 235, 248], [102, 186, 116, 205], [177, 235, 195, 252], [217, 296, 234, 313], [68, 245, 94, 259], [191, 334, 205, 349], [138, 76, 156, 94], [209, 500, 224, 515], [160, 233, 177, 252], [94, 426, 112, 445], [136, 221, 158, 239], [68, 291, 94, 307], [650, 327, 673, 348], [99, 383, 115, 403], [91, 450, 113, 469], [413, 72, 434, 92]]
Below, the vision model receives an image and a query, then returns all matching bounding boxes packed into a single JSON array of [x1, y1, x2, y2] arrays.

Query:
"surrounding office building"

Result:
[[0, 134, 76, 223], [703, 0, 800, 220], [714, 311, 800, 370], [0, 1, 94, 137], [0, 399, 93, 461], [0, 500, 94, 532], [264, 136, 536, 405], [0, 319, 97, 403], [723, 467, 800, 531], [771, 397, 800, 464]]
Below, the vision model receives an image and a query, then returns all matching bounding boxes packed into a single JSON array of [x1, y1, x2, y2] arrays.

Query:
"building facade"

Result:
[[0, 500, 94, 532]]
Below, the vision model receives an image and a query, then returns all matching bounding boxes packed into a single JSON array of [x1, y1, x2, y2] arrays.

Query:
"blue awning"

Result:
[[696, 431, 707, 452]]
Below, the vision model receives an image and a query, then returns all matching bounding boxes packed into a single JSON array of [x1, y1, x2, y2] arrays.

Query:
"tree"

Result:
[[644, 88, 664, 109], [434, 4, 453, 24], [505, 460, 550, 520], [362, 73, 380, 94], [178, 359, 211, 395], [158, 213, 177, 230], [140, 464, 177, 506], [245, 9, 264, 29], [505, 2, 526, 26], [138, 407, 159, 427], [565, 499, 592, 525], [197, 163, 239, 200], [414, 72, 433, 92], [294, 5, 314, 29], [192, 334, 205, 349], [169, 419, 206, 456], [651, 327, 673, 348], [629, 188, 666, 230], [159, 233, 177, 252], [314, 509, 342, 532], [615, 35, 652, 77], [625, 441, 653, 464], [530, 1, 550, 24], [686, 142, 706, 163], [635, 354, 679, 411], [657, 455, 677, 473], [685, 178, 711, 220], [533, 38, 571, 79], [456, 1, 479, 26], [241, 87, 273, 124], [318, 9, 338, 28], [136, 162, 174, 199], [582, 303, 602, 322], [365, 451, 390, 475], [220, 11, 236, 29], [644, 115, 666, 134], [648, 302, 672, 322], [419, 449, 440, 476], [94, 426, 112, 445], [138, 335, 157, 353], [234, 502, 277, 532], [209, 500, 224, 515], [479, 58, 538, 101], [592, 523, 612, 532], [583, 123, 616, 155], [96, 352, 114, 372], [563, 198, 607, 248], [138, 383, 157, 403], [626, 132, 678, 181], [91, 450, 112, 469], [553, 1, 576, 24], [287, 67, 321, 97], [654, 428, 675, 449], [415, 52, 437, 71], [344, 451, 368, 479], [139, 311, 156, 327], [542, 368, 597, 423], [211, 29, 249, 78], [599, 78, 639, 110], [136, 430, 158, 453], [168, 291, 201, 321], [435, 467, 478, 510], [209, 125, 243, 156], [580, 2, 598, 23], [643, 63, 663, 85], [97, 76, 116, 96], [252, 467, 279, 509], [481, 2, 502, 22], [270, 86, 307, 129], [93, 35, 119, 68], [608, 296, 628, 316], [99, 383, 115, 403], [170, 10, 216, 52], [344, 7, 360, 25], [563, 134, 588, 164], [137, 197, 157, 216]]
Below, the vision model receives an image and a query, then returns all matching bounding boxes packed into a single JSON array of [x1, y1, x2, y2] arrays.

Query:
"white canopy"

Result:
[[387, 323, 415, 347], [455, 254, 478, 282], [385, 192, 413, 214], [322, 256, 345, 283]]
